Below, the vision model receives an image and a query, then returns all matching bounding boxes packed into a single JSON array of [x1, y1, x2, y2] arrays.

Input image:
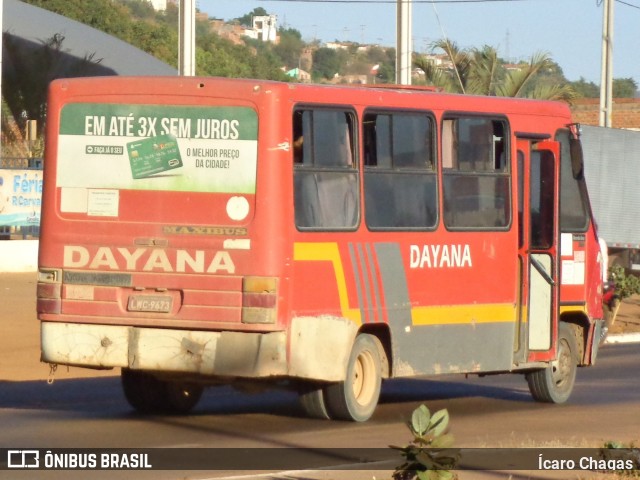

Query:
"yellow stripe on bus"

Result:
[[559, 305, 587, 315], [411, 303, 517, 326], [293, 242, 362, 324]]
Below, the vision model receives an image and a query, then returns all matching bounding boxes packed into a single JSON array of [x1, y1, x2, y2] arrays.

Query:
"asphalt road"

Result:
[[1, 343, 639, 479], [1, 273, 639, 480]]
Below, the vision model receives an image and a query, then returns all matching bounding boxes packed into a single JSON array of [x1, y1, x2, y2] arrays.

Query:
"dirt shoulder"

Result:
[[607, 294, 640, 335], [1, 272, 117, 382]]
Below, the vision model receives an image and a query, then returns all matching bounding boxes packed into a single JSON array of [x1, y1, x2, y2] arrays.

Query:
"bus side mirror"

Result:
[[569, 138, 584, 180]]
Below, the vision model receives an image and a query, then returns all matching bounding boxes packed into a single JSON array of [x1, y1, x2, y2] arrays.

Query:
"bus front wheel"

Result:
[[121, 368, 203, 414], [323, 334, 382, 422], [525, 322, 578, 404]]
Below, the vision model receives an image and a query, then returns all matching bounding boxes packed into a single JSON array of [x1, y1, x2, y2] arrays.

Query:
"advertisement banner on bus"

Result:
[[57, 104, 258, 197]]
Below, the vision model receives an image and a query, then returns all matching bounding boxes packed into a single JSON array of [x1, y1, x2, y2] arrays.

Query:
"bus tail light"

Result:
[[37, 269, 62, 314], [242, 276, 277, 324]]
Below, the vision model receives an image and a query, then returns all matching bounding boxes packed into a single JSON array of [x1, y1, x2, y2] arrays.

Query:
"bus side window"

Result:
[[293, 108, 359, 230], [443, 117, 511, 230], [530, 150, 555, 248], [364, 111, 437, 230]]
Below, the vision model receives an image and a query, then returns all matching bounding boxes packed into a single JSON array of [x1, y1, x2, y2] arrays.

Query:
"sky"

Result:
[[198, 0, 640, 85]]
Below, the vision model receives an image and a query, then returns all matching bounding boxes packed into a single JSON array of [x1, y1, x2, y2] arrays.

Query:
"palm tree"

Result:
[[414, 40, 577, 102]]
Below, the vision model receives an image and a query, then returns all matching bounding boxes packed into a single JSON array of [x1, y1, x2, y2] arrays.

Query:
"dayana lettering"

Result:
[[84, 115, 240, 140], [410, 244, 472, 269], [64, 245, 235, 274]]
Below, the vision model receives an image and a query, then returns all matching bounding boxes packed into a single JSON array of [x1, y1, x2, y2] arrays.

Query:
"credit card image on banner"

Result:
[[126, 134, 183, 179]]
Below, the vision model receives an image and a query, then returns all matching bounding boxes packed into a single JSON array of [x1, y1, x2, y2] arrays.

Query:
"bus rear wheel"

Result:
[[298, 382, 331, 419], [121, 368, 203, 414], [526, 323, 578, 404], [323, 334, 382, 422]]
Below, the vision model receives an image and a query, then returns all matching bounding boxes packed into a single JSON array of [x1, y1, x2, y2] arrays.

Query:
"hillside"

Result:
[[21, 0, 290, 81]]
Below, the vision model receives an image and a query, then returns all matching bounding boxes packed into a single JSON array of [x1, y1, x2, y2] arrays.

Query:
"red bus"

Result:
[[37, 76, 605, 422]]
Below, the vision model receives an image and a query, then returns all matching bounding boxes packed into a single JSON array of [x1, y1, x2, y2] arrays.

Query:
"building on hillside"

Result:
[[285, 68, 312, 83], [150, 0, 180, 11], [243, 15, 279, 43], [149, 0, 167, 10], [209, 15, 279, 44], [325, 41, 353, 51], [330, 74, 368, 85], [503, 63, 525, 72]]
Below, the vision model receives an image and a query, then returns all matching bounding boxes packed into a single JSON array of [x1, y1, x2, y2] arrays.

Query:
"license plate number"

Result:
[[127, 295, 172, 313]]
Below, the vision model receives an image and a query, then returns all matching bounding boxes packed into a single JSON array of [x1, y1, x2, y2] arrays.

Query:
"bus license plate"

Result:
[[127, 295, 173, 313]]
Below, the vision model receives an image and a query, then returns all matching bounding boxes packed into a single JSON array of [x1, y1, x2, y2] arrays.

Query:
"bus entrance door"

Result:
[[516, 139, 561, 364]]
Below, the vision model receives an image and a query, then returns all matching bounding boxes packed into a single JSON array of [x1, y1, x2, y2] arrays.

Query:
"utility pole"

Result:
[[0, 0, 4, 157], [599, 0, 614, 127], [179, 0, 196, 76], [396, 0, 412, 85]]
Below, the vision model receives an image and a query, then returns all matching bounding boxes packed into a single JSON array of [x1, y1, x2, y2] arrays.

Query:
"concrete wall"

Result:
[[0, 240, 38, 272]]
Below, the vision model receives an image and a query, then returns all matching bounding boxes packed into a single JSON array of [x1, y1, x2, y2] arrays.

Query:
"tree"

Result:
[[414, 39, 470, 93], [613, 78, 638, 98], [274, 28, 305, 70], [415, 40, 577, 102], [570, 77, 599, 98], [235, 7, 268, 27], [312, 47, 343, 80]]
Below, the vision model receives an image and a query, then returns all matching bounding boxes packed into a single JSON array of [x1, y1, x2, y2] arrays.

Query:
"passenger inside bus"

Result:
[[293, 109, 358, 229]]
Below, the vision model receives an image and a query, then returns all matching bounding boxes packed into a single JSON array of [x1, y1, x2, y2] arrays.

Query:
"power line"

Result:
[[616, 0, 640, 10], [259, 0, 536, 3], [259, 0, 640, 8]]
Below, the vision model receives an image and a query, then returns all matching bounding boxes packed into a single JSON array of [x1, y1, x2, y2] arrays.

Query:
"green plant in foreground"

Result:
[[390, 404, 459, 480], [601, 441, 640, 478], [609, 265, 640, 302]]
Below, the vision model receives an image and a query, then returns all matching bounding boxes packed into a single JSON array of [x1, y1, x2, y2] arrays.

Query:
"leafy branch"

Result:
[[390, 405, 459, 480]]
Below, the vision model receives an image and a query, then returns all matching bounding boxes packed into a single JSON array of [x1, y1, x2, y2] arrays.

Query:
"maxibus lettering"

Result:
[[63, 245, 235, 273], [409, 244, 472, 269]]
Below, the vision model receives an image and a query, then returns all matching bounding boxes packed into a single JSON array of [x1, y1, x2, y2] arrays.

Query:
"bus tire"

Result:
[[323, 334, 382, 422], [121, 368, 203, 414], [299, 383, 331, 420], [525, 323, 578, 404], [162, 380, 204, 414]]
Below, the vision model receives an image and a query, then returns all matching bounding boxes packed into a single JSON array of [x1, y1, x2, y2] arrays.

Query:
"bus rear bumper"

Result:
[[40, 317, 357, 382], [40, 321, 289, 378]]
